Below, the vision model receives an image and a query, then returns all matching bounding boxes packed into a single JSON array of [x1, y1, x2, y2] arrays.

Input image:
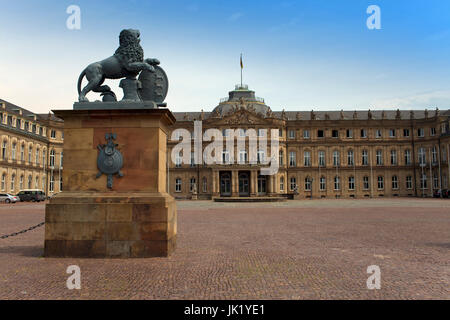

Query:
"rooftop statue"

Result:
[[77, 29, 166, 103]]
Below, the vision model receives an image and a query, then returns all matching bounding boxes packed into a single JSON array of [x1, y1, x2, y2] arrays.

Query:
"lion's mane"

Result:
[[114, 29, 144, 65]]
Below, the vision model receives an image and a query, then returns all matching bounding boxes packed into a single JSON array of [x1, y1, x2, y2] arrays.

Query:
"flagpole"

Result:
[[240, 53, 243, 88]]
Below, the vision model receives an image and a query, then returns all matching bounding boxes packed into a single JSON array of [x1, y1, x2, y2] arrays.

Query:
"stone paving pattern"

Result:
[[0, 199, 448, 299]]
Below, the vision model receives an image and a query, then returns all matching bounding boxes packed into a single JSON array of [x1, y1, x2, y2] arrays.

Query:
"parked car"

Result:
[[433, 189, 449, 198], [16, 190, 46, 202], [0, 193, 19, 203]]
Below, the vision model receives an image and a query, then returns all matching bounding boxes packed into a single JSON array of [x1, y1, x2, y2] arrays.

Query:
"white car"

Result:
[[0, 193, 19, 204]]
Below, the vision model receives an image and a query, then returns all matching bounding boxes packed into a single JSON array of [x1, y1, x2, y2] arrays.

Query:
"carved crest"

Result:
[[96, 133, 124, 189]]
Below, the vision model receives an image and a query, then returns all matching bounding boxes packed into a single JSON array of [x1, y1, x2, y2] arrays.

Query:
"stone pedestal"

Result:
[[44, 107, 177, 258]]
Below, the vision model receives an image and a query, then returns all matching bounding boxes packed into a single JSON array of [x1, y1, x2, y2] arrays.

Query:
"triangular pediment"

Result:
[[205, 107, 276, 126]]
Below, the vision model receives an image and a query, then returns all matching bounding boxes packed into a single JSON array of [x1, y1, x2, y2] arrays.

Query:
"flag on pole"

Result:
[[240, 54, 243, 69]]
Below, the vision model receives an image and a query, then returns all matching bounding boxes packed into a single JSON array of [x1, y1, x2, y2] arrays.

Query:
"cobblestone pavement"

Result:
[[0, 199, 448, 300]]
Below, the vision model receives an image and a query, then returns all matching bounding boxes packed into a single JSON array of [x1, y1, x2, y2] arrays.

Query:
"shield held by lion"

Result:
[[77, 29, 160, 102]]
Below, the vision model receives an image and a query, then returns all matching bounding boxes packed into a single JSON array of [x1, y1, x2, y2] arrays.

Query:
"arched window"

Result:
[[1, 173, 6, 191], [377, 176, 384, 189], [28, 175, 32, 189], [1, 140, 7, 160], [42, 149, 46, 166], [11, 174, 15, 191], [319, 176, 326, 191], [304, 177, 312, 191], [348, 176, 355, 190], [175, 178, 182, 192], [20, 144, 25, 161], [334, 176, 340, 190], [11, 143, 16, 160], [28, 145, 33, 163], [36, 148, 40, 164]]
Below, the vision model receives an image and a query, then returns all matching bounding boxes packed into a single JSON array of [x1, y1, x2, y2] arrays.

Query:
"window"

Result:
[[50, 130, 56, 139], [42, 149, 46, 166], [1, 174, 5, 191], [332, 130, 339, 138], [417, 128, 424, 137], [278, 150, 283, 166], [289, 151, 296, 167], [404, 149, 411, 165], [16, 119, 21, 129], [303, 151, 311, 167], [175, 152, 182, 168], [377, 176, 384, 189], [49, 174, 54, 192], [280, 176, 284, 191], [420, 174, 427, 189], [175, 178, 182, 192], [239, 150, 248, 164], [28, 146, 32, 163], [42, 177, 46, 191], [1, 141, 7, 160], [35, 176, 39, 189], [27, 175, 32, 189], [346, 129, 353, 138], [403, 129, 410, 137], [49, 150, 55, 167], [319, 177, 326, 191], [290, 177, 297, 191], [318, 151, 325, 167], [257, 128, 265, 137], [432, 146, 437, 164], [376, 150, 383, 165], [304, 177, 312, 191], [390, 150, 397, 165], [443, 175, 448, 188], [222, 150, 230, 164], [360, 129, 367, 138], [418, 148, 426, 166], [433, 173, 439, 189], [202, 177, 207, 193], [257, 150, 265, 164], [11, 143, 16, 160], [24, 121, 29, 131], [189, 178, 196, 192], [19, 175, 23, 190], [10, 174, 15, 191], [7, 116, 12, 126], [60, 176, 63, 191], [278, 129, 283, 137], [334, 176, 340, 190], [333, 150, 340, 166], [363, 176, 370, 190], [288, 130, 295, 139], [317, 130, 324, 138], [60, 152, 64, 167], [430, 127, 436, 136], [392, 176, 399, 189], [362, 150, 368, 166], [36, 148, 40, 164], [303, 130, 310, 139], [389, 129, 396, 137], [347, 150, 354, 166], [348, 176, 355, 190], [376, 129, 382, 138], [190, 151, 196, 167], [406, 176, 412, 189], [20, 144, 24, 161]]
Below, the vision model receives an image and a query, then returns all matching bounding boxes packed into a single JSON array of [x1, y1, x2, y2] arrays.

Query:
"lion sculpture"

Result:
[[77, 29, 159, 102]]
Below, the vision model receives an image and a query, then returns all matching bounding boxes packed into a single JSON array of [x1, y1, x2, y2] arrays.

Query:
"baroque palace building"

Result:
[[168, 84, 450, 199], [0, 99, 64, 196]]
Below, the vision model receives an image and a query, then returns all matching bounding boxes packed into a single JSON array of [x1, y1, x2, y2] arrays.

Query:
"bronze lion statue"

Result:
[[77, 29, 160, 102]]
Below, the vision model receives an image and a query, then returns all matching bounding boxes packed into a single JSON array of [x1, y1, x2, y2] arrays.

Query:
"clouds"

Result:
[[371, 90, 450, 110]]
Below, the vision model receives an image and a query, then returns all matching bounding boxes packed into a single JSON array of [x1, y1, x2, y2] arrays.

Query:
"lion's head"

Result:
[[114, 29, 144, 65]]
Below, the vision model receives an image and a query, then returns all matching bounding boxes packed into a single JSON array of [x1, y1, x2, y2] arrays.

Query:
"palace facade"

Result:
[[168, 85, 450, 199], [0, 99, 64, 196]]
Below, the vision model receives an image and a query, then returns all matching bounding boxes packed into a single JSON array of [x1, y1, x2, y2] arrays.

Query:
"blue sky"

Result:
[[1, 0, 450, 112]]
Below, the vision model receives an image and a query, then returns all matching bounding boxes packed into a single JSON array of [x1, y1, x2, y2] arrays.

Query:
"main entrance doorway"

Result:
[[220, 172, 231, 196], [238, 171, 250, 196], [257, 175, 267, 195]]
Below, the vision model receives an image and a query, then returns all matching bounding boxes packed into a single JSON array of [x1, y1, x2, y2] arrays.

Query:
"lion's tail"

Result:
[[77, 69, 87, 95]]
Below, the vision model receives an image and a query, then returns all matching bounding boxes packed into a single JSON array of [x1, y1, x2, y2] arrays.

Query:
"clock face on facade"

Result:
[[138, 65, 169, 103]]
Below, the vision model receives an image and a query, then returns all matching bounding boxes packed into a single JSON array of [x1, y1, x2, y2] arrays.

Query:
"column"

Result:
[[250, 170, 256, 196]]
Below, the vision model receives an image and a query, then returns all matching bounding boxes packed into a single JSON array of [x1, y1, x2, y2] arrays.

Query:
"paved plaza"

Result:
[[0, 198, 448, 299]]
